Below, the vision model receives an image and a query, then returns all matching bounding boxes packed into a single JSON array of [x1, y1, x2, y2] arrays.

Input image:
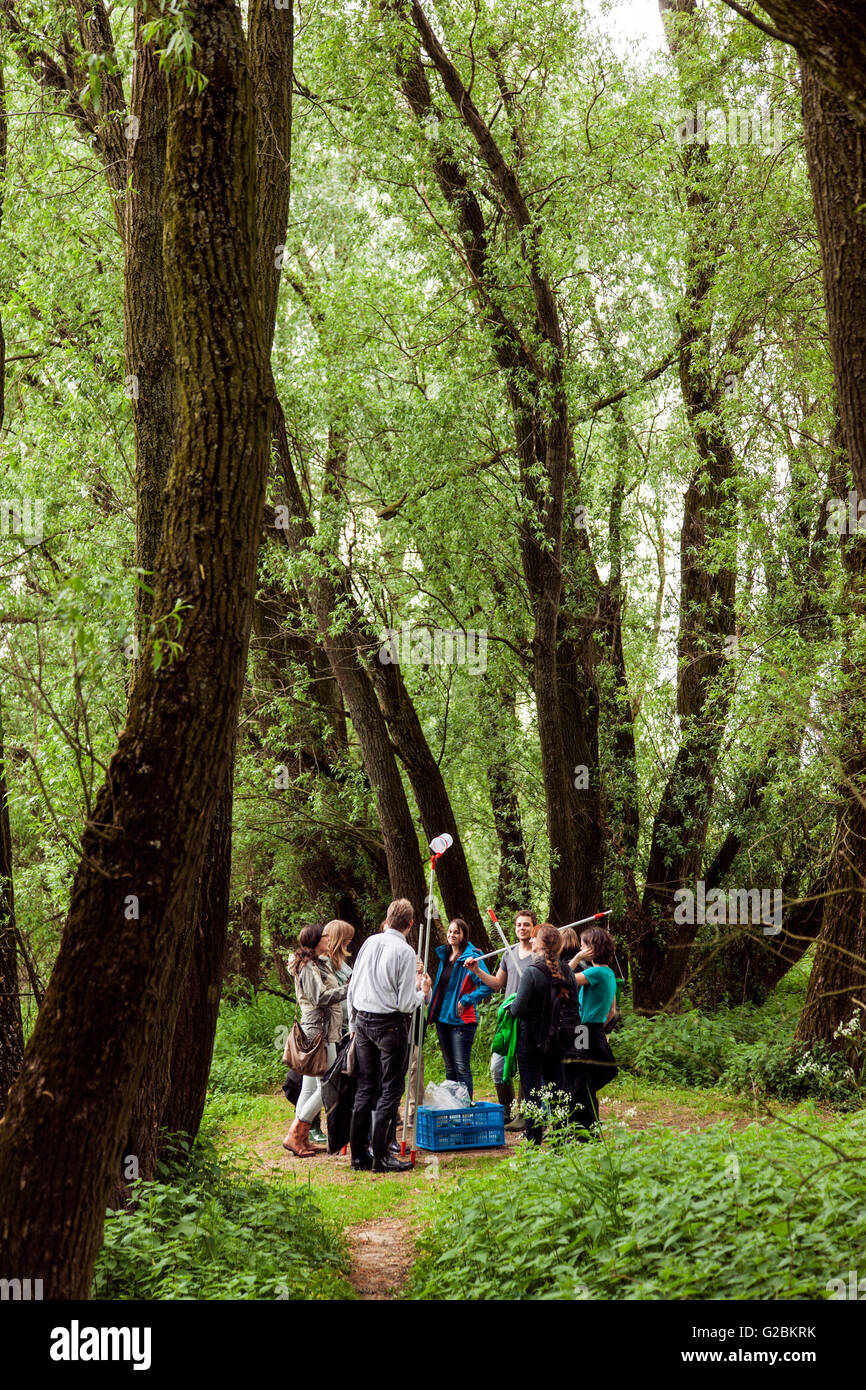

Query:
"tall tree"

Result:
[[0, 0, 269, 1295], [795, 67, 866, 1046], [0, 60, 25, 1115], [149, 0, 297, 1168], [624, 0, 738, 1011], [391, 1, 606, 920]]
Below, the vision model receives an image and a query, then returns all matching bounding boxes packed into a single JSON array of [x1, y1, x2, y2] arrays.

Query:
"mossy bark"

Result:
[[0, 0, 269, 1296], [795, 67, 866, 1048]]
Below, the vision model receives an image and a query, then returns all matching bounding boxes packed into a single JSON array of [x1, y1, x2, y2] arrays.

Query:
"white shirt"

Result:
[[347, 928, 424, 1029]]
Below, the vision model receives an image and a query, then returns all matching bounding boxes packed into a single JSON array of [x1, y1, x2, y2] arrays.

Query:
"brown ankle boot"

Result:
[[283, 1119, 322, 1157]]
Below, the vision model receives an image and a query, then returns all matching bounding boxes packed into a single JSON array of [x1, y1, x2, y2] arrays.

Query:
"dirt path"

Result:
[[346, 1217, 416, 1300]]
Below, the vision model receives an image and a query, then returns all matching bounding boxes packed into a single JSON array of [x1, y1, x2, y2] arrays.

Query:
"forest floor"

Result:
[[213, 1074, 827, 1299]]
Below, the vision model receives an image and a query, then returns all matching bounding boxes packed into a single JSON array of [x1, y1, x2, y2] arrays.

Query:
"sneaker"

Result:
[[308, 1126, 327, 1146]]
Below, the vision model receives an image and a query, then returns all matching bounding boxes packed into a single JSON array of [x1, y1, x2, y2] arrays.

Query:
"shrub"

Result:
[[93, 1134, 353, 1300], [208, 992, 293, 1096], [614, 992, 864, 1108], [719, 1037, 863, 1110], [407, 1111, 866, 1301], [613, 1005, 760, 1088]]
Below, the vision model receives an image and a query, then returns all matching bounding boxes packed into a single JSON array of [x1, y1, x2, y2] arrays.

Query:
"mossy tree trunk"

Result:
[[627, 1, 738, 1012], [0, 0, 269, 1296], [0, 66, 25, 1118], [795, 67, 866, 1049]]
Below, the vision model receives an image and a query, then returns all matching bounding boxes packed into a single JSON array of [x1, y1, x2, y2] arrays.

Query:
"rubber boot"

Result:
[[350, 1111, 373, 1170], [505, 1080, 526, 1131], [495, 1081, 515, 1122], [371, 1111, 413, 1172], [307, 1109, 326, 1146]]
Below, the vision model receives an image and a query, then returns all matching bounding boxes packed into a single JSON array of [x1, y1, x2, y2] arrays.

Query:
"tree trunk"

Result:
[[371, 658, 490, 948], [239, 891, 263, 993], [0, 0, 268, 1296], [628, 1, 738, 1012], [0, 68, 24, 1119], [480, 673, 531, 915], [250, 577, 391, 935], [141, 0, 295, 1166], [118, 23, 182, 1182], [270, 406, 428, 926], [794, 65, 866, 1048], [160, 770, 234, 1142], [125, 25, 175, 634], [0, 698, 24, 1121]]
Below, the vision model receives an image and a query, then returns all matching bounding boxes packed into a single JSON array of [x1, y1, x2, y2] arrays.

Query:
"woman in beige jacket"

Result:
[[283, 923, 348, 1157]]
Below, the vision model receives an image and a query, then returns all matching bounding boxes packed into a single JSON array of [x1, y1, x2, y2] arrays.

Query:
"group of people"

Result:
[[281, 898, 620, 1170]]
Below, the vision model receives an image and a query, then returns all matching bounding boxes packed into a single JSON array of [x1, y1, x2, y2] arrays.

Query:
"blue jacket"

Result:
[[427, 942, 492, 1026]]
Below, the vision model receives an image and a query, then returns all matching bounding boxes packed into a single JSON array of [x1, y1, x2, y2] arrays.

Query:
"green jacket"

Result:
[[491, 992, 519, 1083]]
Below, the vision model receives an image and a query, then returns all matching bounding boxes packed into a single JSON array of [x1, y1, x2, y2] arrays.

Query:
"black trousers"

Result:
[[561, 1023, 619, 1129], [352, 1011, 411, 1135], [516, 1036, 565, 1146]]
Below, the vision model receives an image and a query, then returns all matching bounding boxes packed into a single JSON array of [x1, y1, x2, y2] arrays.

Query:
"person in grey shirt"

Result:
[[347, 898, 432, 1172], [465, 908, 536, 1129]]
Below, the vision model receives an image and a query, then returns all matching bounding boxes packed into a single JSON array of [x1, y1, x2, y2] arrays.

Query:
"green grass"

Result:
[[294, 1151, 509, 1228]]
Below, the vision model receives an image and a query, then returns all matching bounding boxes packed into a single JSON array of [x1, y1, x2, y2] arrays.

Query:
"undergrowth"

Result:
[[407, 1110, 866, 1301], [92, 1131, 353, 1300]]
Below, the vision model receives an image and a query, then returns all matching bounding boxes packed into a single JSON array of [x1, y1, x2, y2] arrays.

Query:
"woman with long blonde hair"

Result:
[[325, 918, 355, 1039], [286, 919, 356, 1153]]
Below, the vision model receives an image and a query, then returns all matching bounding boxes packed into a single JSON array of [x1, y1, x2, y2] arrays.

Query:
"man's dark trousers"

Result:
[[351, 1011, 411, 1160]]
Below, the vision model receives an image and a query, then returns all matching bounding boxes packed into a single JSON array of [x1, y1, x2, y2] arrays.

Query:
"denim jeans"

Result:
[[435, 1022, 478, 1098]]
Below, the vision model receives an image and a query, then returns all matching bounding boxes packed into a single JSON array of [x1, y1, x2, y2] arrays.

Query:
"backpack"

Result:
[[548, 987, 582, 1056], [535, 963, 581, 1057]]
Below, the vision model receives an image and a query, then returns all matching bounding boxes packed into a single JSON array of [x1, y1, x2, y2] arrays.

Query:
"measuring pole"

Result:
[[487, 907, 526, 978], [468, 909, 613, 965], [558, 909, 613, 932], [401, 833, 452, 1160]]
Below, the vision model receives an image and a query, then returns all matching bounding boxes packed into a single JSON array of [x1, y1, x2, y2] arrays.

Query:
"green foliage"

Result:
[[141, 0, 207, 93], [722, 1038, 862, 1110], [407, 1111, 866, 1301], [92, 1133, 353, 1300], [613, 984, 865, 1108], [208, 992, 293, 1097]]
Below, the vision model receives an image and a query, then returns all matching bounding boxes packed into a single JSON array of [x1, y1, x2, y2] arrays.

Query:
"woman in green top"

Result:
[[563, 925, 619, 1133]]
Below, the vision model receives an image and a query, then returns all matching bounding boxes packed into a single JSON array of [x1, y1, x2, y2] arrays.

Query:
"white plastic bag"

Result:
[[441, 1080, 471, 1107], [424, 1080, 471, 1110]]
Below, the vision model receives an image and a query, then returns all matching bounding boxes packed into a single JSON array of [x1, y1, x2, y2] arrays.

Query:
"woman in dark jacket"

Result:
[[427, 918, 492, 1099], [509, 923, 578, 1145]]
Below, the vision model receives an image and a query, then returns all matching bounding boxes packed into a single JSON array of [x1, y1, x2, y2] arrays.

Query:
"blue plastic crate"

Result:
[[416, 1101, 505, 1151]]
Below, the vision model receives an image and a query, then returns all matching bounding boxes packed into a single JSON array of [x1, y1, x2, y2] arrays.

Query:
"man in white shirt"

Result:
[[347, 898, 431, 1172]]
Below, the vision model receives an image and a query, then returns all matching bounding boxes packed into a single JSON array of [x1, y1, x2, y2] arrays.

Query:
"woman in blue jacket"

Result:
[[428, 918, 491, 1099]]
